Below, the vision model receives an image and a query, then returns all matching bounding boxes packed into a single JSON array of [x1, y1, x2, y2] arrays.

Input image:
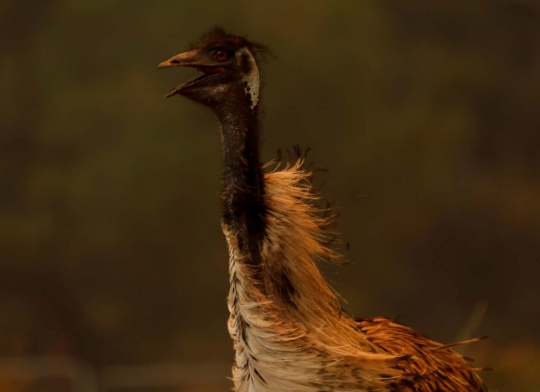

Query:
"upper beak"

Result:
[[158, 50, 200, 69], [158, 49, 218, 69], [158, 49, 225, 98]]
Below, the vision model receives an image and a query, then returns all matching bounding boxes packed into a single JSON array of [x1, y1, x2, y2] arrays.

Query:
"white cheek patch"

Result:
[[237, 49, 260, 111]]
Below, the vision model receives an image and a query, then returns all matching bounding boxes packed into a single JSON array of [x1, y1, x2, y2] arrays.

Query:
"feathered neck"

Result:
[[215, 93, 266, 267]]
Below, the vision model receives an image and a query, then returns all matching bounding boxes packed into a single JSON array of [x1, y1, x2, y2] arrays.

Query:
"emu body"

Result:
[[159, 27, 487, 392]]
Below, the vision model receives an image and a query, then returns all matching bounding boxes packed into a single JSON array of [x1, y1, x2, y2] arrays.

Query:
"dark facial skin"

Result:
[[158, 27, 268, 110]]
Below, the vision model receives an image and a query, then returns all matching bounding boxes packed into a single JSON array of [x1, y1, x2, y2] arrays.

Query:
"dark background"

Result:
[[1, 1, 539, 391]]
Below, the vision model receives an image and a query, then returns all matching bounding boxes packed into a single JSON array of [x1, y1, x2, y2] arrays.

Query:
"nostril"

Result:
[[171, 59, 180, 64]]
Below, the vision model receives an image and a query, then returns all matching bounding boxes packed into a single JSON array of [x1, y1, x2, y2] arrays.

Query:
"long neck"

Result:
[[216, 96, 266, 267]]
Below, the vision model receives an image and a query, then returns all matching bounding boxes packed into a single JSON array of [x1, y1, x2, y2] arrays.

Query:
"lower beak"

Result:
[[158, 50, 226, 98]]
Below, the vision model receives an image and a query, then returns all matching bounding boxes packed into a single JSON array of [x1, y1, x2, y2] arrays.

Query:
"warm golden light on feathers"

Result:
[[160, 27, 488, 392]]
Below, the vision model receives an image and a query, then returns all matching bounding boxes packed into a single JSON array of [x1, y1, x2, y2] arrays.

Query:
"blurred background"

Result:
[[1, 0, 539, 390]]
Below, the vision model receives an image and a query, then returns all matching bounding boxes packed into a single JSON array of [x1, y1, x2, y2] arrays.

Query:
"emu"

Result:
[[159, 27, 487, 392]]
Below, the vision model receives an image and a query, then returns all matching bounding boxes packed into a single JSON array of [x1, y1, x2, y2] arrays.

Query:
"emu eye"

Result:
[[214, 50, 229, 62]]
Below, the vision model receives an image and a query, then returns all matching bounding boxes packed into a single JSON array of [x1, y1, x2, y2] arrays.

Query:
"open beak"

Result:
[[158, 50, 225, 98]]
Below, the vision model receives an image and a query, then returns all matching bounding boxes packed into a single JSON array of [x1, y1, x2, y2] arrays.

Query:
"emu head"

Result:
[[159, 27, 269, 112]]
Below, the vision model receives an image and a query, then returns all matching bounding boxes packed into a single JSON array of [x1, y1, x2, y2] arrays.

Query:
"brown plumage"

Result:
[[159, 27, 488, 392]]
